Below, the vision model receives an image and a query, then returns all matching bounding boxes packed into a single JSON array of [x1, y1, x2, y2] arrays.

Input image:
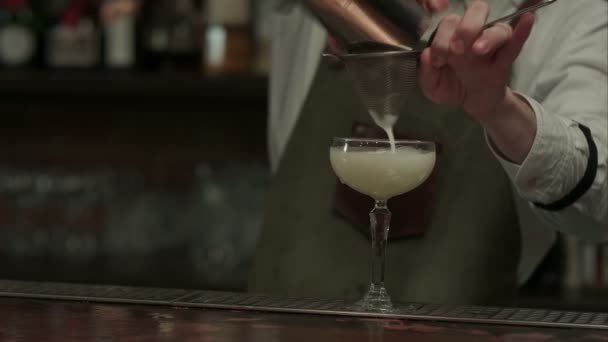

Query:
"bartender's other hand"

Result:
[[419, 0, 535, 122]]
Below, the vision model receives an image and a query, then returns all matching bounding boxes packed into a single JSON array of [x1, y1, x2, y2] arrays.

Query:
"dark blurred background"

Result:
[[0, 0, 270, 292], [0, 0, 606, 312]]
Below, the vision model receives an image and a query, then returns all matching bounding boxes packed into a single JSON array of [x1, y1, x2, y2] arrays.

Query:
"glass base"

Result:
[[349, 284, 393, 313]]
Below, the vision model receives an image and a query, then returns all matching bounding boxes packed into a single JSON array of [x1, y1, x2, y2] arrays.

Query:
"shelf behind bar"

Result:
[[0, 70, 269, 105]]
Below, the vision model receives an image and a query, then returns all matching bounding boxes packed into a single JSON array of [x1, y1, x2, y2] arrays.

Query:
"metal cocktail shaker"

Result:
[[279, 0, 430, 52]]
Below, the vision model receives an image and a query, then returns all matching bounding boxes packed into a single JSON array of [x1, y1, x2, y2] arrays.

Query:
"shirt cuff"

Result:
[[486, 92, 588, 205]]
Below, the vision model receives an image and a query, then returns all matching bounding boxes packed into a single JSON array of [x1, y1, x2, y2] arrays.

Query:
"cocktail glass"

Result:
[[330, 138, 436, 312]]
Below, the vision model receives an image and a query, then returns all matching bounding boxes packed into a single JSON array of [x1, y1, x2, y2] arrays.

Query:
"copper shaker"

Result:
[[280, 0, 430, 52]]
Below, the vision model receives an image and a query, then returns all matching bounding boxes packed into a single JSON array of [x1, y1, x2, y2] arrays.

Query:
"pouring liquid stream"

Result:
[[370, 111, 398, 152]]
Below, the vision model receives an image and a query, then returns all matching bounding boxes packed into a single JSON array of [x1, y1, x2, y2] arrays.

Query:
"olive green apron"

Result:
[[249, 59, 521, 306]]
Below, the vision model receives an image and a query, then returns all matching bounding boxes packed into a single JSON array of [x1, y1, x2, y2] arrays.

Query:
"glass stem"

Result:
[[369, 200, 391, 289]]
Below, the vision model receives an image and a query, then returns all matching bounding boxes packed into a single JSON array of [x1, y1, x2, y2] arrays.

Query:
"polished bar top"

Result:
[[1, 298, 607, 342]]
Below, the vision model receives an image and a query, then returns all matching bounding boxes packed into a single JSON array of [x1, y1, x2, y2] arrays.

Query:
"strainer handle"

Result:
[[425, 0, 558, 47]]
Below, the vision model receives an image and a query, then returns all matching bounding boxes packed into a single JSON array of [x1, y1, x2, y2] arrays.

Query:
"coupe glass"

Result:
[[330, 138, 436, 312]]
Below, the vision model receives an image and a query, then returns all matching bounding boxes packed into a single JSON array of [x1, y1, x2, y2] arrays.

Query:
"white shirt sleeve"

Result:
[[268, 5, 327, 172], [490, 0, 608, 241]]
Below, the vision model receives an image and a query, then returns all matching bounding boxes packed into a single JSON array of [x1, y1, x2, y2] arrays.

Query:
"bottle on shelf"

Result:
[[169, 0, 204, 71], [205, 0, 253, 75], [100, 0, 139, 69], [45, 0, 101, 69], [137, 0, 203, 72], [0, 0, 42, 69]]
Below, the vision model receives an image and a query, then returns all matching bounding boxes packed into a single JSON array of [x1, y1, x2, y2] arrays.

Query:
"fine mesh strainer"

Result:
[[324, 48, 422, 126], [322, 0, 558, 125]]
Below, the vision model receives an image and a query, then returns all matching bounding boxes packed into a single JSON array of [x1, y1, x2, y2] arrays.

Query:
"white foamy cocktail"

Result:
[[330, 146, 436, 200]]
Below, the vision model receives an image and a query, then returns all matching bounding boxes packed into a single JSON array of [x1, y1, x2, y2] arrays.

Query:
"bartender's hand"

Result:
[[419, 0, 537, 164], [417, 0, 449, 13]]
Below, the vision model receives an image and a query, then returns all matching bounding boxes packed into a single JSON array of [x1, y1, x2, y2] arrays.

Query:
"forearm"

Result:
[[484, 92, 607, 228], [479, 87, 537, 165]]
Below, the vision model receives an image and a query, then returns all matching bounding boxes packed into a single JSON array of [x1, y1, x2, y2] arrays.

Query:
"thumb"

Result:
[[496, 12, 535, 68]]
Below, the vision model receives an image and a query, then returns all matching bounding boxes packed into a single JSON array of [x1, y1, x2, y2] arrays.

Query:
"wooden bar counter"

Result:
[[1, 280, 607, 341], [2, 298, 608, 341]]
